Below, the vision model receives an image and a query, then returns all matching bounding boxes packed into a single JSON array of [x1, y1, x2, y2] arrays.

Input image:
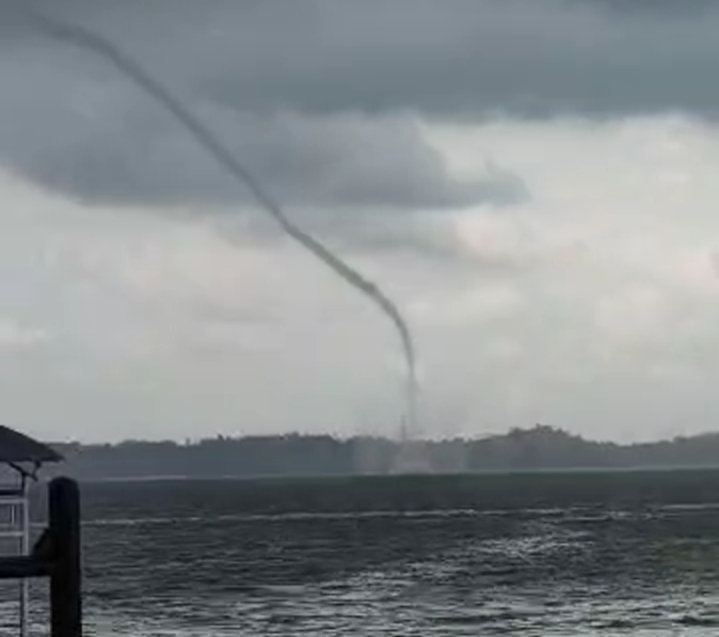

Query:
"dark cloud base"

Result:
[[16, 0, 717, 119], [0, 19, 524, 212], [3, 0, 717, 218]]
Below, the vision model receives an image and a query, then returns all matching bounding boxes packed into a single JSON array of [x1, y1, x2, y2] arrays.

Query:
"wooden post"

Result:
[[49, 477, 81, 637]]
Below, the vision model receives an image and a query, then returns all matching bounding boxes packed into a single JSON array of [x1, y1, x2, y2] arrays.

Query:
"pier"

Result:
[[0, 426, 80, 637]]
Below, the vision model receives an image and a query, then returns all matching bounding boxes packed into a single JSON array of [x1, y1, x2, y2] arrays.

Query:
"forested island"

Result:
[[40, 425, 719, 480]]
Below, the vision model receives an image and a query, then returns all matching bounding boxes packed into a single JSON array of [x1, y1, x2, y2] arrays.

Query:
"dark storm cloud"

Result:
[[195, 0, 719, 119], [17, 0, 718, 118], [0, 88, 520, 210], [1, 0, 717, 210], [0, 1, 525, 212]]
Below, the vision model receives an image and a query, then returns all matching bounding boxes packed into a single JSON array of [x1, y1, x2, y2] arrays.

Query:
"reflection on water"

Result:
[[9, 471, 719, 635]]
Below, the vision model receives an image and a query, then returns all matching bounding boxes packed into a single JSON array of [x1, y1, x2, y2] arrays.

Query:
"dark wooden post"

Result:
[[49, 477, 81, 637]]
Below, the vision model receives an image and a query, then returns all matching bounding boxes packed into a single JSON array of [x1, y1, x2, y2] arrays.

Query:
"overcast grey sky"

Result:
[[1, 0, 719, 442]]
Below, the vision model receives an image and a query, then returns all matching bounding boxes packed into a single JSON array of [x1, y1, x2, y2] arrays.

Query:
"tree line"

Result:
[[42, 425, 719, 480]]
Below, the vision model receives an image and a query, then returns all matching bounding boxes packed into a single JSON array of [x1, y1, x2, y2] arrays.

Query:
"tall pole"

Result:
[[49, 477, 81, 637], [19, 475, 29, 637]]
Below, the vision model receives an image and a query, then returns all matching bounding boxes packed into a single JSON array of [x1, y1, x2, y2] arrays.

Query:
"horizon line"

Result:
[[42, 424, 719, 448]]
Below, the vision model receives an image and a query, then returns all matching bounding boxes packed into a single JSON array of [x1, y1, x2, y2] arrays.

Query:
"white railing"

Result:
[[0, 478, 30, 637]]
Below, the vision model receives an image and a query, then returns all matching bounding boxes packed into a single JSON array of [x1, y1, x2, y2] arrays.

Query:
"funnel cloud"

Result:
[[18, 7, 419, 436]]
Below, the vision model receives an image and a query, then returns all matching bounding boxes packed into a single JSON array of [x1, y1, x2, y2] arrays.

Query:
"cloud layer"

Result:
[[1, 3, 527, 212], [6, 0, 719, 212], [11, 0, 719, 119]]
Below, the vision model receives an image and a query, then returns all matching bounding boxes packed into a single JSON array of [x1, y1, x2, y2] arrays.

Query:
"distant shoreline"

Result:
[[34, 425, 719, 481]]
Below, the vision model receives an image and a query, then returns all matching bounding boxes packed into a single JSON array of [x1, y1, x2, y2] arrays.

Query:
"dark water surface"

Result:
[[12, 470, 719, 635]]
